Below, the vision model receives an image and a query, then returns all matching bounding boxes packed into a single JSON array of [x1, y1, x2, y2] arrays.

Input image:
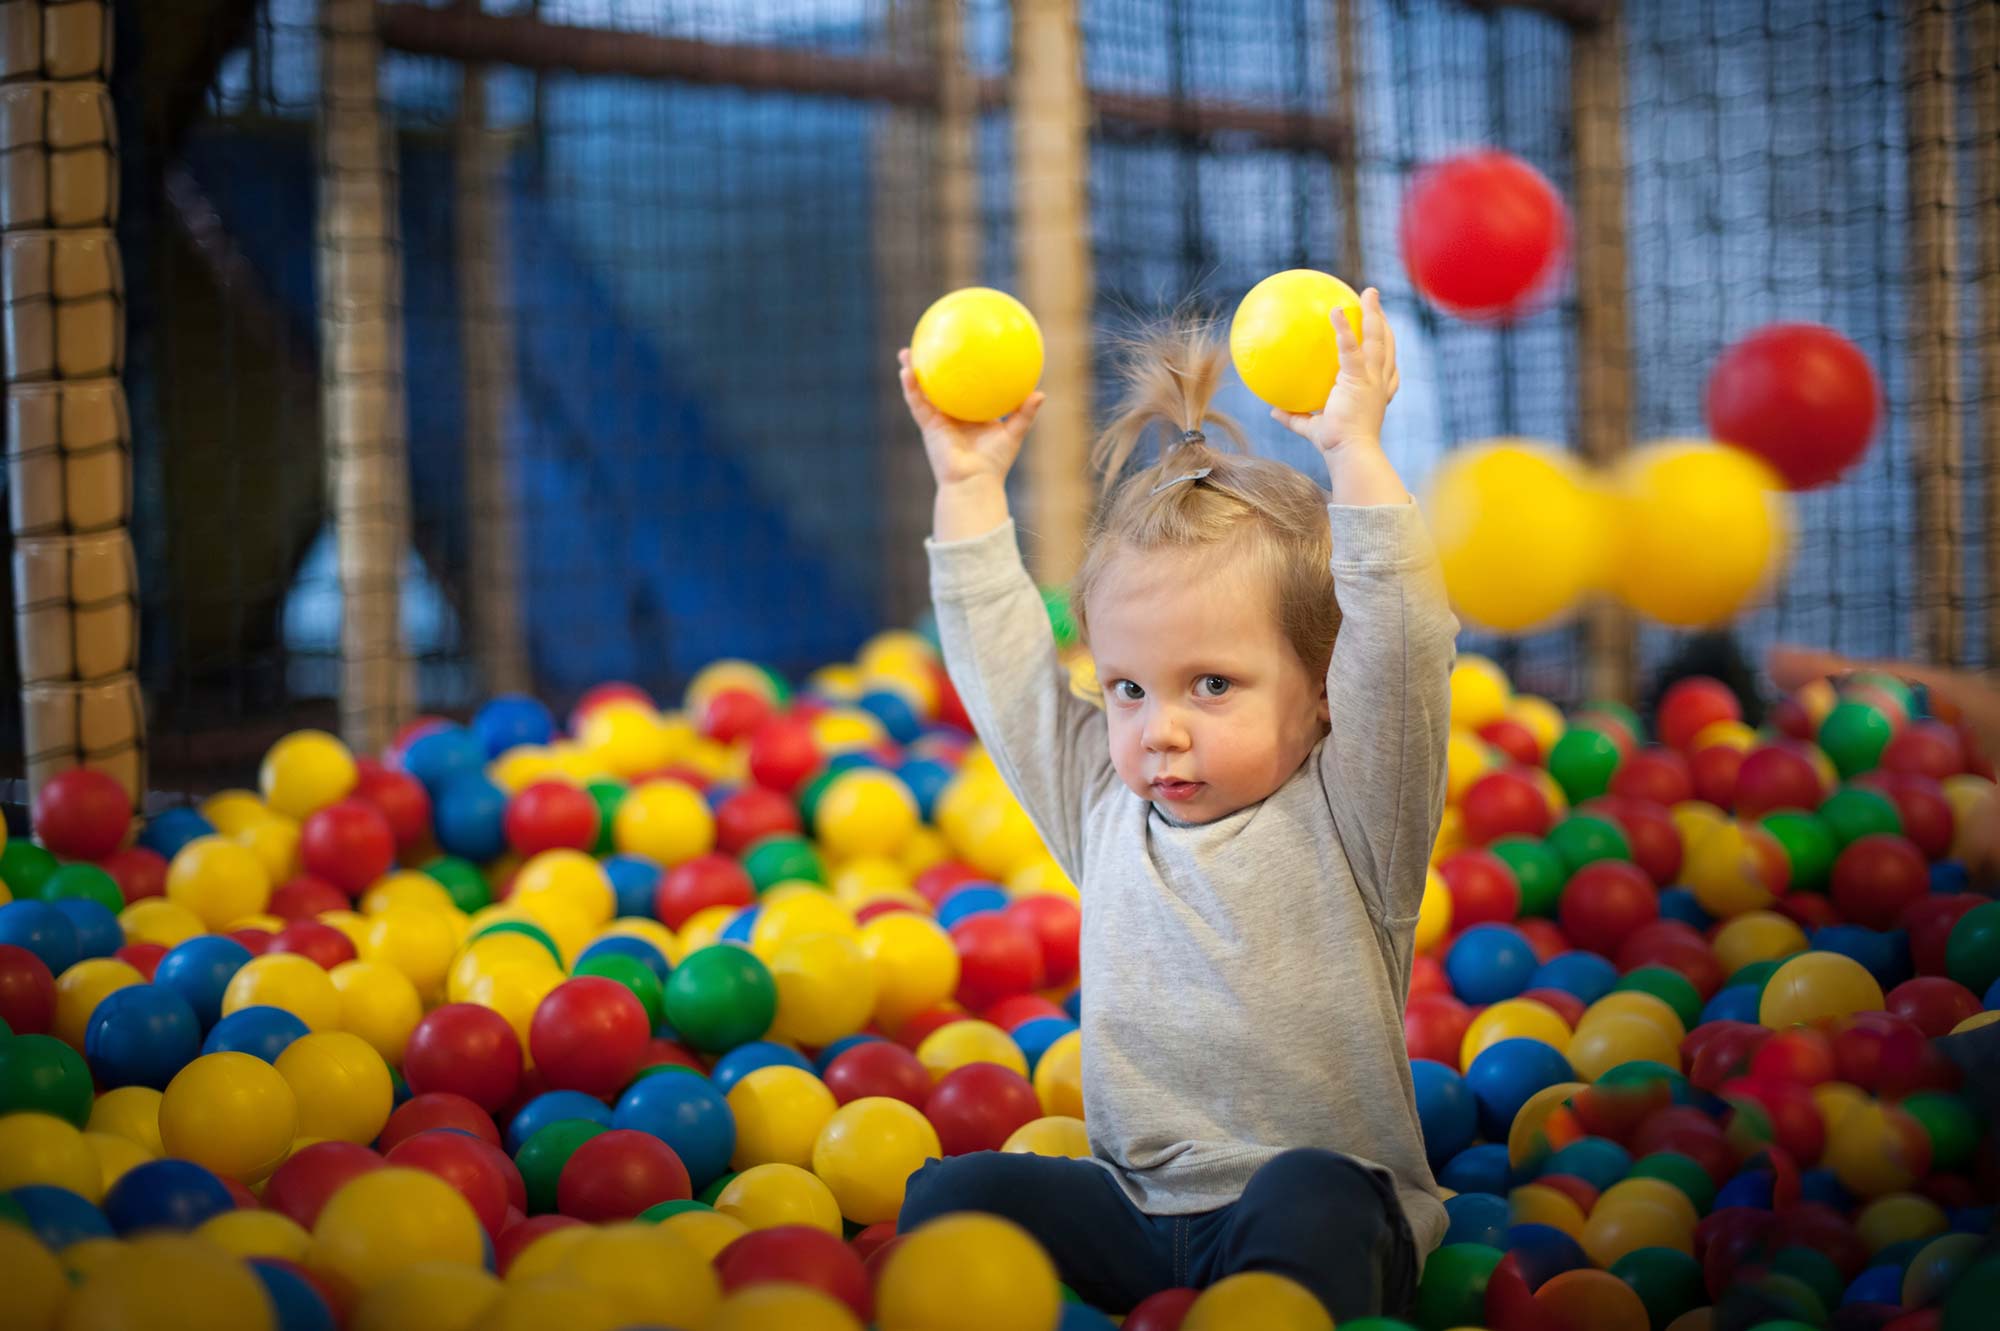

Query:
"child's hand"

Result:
[[1272, 286, 1399, 458], [899, 349, 1046, 488]]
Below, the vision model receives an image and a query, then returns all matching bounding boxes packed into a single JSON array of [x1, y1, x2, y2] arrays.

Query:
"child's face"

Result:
[[1088, 547, 1330, 823]]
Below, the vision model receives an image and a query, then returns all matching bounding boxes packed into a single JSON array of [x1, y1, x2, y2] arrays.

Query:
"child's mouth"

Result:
[[1152, 778, 1203, 802]]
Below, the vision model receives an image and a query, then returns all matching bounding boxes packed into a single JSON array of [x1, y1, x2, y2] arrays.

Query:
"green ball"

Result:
[[517, 1119, 607, 1214], [1816, 786, 1902, 848], [1490, 837, 1566, 917], [0, 1015, 11, 1039], [1610, 1246, 1704, 1331], [42, 863, 123, 914], [697, 1171, 737, 1206], [0, 1033, 95, 1126], [638, 1198, 711, 1222], [422, 856, 492, 914], [1411, 1242, 1503, 1331], [1728, 1271, 1825, 1327], [741, 835, 823, 892], [1946, 901, 2000, 995], [0, 1193, 28, 1228], [1545, 813, 1632, 879], [470, 918, 564, 967], [1041, 585, 1078, 650], [797, 770, 840, 829], [1759, 811, 1837, 893], [1613, 966, 1703, 1033], [1626, 1151, 1717, 1214], [663, 945, 777, 1053], [1549, 727, 1623, 804], [575, 953, 666, 1029], [756, 666, 792, 706], [1902, 1091, 1982, 1173], [1765, 1246, 1846, 1319], [1726, 957, 1785, 990], [1059, 1283, 1082, 1305], [586, 780, 627, 857], [1598, 1061, 1699, 1111], [0, 841, 59, 900], [1337, 1322, 1420, 1331], [1818, 701, 1893, 778]]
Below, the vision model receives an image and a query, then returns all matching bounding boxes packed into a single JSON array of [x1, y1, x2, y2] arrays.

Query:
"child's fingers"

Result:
[[897, 347, 912, 366], [1331, 304, 1358, 358], [1004, 391, 1047, 441], [899, 367, 940, 424], [1270, 405, 1314, 437]]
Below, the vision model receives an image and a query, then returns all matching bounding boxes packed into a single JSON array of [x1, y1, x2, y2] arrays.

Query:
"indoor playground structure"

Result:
[[1, 1, 1998, 1330]]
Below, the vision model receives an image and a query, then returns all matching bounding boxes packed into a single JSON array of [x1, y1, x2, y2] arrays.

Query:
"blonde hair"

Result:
[[1071, 321, 1341, 678]]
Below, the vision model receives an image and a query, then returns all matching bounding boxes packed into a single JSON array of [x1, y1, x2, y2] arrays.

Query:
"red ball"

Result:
[[701, 688, 775, 744], [1886, 977, 1982, 1039], [1880, 721, 1966, 781], [855, 898, 920, 926], [269, 920, 357, 970], [1750, 1027, 1837, 1085], [914, 862, 986, 909], [1558, 860, 1659, 957], [298, 799, 397, 897], [530, 977, 649, 1097], [1476, 718, 1543, 768], [1586, 796, 1684, 887], [1683, 1021, 1775, 1095], [653, 854, 755, 930], [848, 1222, 898, 1267], [1518, 987, 1587, 1029], [503, 780, 601, 858], [716, 1226, 872, 1322], [268, 875, 349, 921], [1733, 744, 1827, 819], [1408, 953, 1450, 998], [747, 716, 822, 795], [352, 758, 433, 854], [114, 941, 166, 980], [556, 1128, 691, 1221], [824, 1040, 931, 1108], [229, 928, 274, 956], [1660, 679, 1743, 752], [1001, 894, 1081, 988], [1718, 1076, 1825, 1166], [378, 1091, 504, 1153], [1775, 892, 1843, 933], [636, 1036, 705, 1078], [1770, 697, 1816, 744], [1614, 921, 1723, 999], [1689, 744, 1745, 810], [1705, 322, 1880, 490], [403, 1004, 524, 1112], [1124, 1288, 1201, 1331], [948, 914, 1045, 1012], [1515, 918, 1570, 965], [924, 1062, 1042, 1156], [1856, 772, 1955, 862], [1399, 150, 1568, 321], [1634, 1106, 1737, 1184], [979, 994, 1069, 1032], [495, 1214, 584, 1276], [713, 787, 804, 857], [1771, 1202, 1869, 1282], [262, 1141, 385, 1230], [1609, 746, 1695, 808], [1438, 850, 1522, 928], [1830, 835, 1929, 931], [1403, 992, 1474, 1069], [894, 1003, 969, 1049], [1833, 1011, 1949, 1099], [30, 767, 130, 861], [568, 682, 653, 733], [99, 846, 167, 903], [1460, 771, 1552, 845], [387, 1129, 518, 1237], [1902, 894, 1984, 977]]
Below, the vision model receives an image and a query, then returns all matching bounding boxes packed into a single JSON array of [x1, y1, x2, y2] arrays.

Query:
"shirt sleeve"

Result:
[[928, 521, 1116, 879], [1317, 502, 1460, 923]]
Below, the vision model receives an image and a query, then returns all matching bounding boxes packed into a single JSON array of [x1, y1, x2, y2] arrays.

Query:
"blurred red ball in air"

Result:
[[1399, 150, 1569, 322], [1706, 322, 1880, 490]]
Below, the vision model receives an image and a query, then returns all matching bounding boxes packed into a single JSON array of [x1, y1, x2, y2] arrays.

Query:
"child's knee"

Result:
[[897, 1152, 1018, 1231], [1247, 1150, 1393, 1226]]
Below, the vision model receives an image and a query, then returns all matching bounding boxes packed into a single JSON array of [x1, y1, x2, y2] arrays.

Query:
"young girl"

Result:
[[893, 289, 1456, 1319]]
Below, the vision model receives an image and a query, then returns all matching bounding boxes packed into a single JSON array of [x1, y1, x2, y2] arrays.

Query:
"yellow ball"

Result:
[[1612, 440, 1789, 627], [1005, 856, 1078, 902], [349, 1262, 502, 1331], [909, 287, 1044, 422], [1598, 1177, 1702, 1235], [363, 907, 463, 1003], [858, 629, 938, 676], [769, 933, 878, 1047], [504, 1225, 591, 1283], [200, 789, 271, 836], [815, 769, 920, 860], [1416, 867, 1453, 954], [472, 1279, 627, 1331], [0, 1222, 67, 1331], [86, 1086, 165, 1156], [1227, 268, 1363, 414], [686, 659, 782, 712], [1684, 821, 1782, 920], [1567, 1013, 1683, 1081], [876, 1212, 1061, 1331], [677, 904, 739, 954], [0, 1111, 100, 1196], [727, 1065, 839, 1171], [1506, 1080, 1590, 1169], [510, 850, 614, 926], [576, 700, 674, 778], [613, 780, 714, 867], [261, 729, 359, 819], [165, 835, 272, 931], [1580, 991, 1686, 1044], [84, 1131, 153, 1192], [1509, 1182, 1589, 1239], [1760, 951, 1886, 1029], [308, 1166, 487, 1296], [1581, 1197, 1695, 1267], [1713, 910, 1810, 979], [234, 814, 302, 884], [749, 887, 857, 959], [811, 1096, 943, 1224], [1426, 441, 1607, 633], [1033, 1029, 1084, 1118], [810, 708, 887, 757], [159, 1052, 298, 1183], [597, 917, 684, 966], [330, 960, 424, 1064], [1825, 1099, 1929, 1198], [659, 1208, 750, 1260], [1856, 1192, 1946, 1254], [448, 932, 561, 1001], [1445, 730, 1496, 804], [1001, 1115, 1091, 1159], [1692, 719, 1759, 754], [1461, 998, 1572, 1069], [1943, 774, 1996, 861], [275, 1031, 393, 1145], [466, 967, 560, 1053], [859, 912, 961, 1030], [917, 1019, 1028, 1083], [1183, 1271, 1334, 1331], [223, 952, 343, 1031], [713, 1162, 845, 1235], [550, 1223, 721, 1329], [708, 1286, 864, 1331], [1508, 695, 1567, 760], [1449, 655, 1514, 731], [830, 856, 910, 907], [60, 1234, 277, 1331], [196, 1209, 313, 1262], [53, 956, 144, 1049], [361, 870, 458, 918]]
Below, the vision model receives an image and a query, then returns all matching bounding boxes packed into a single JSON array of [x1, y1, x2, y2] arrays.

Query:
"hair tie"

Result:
[[1150, 466, 1212, 495], [1178, 428, 1206, 446]]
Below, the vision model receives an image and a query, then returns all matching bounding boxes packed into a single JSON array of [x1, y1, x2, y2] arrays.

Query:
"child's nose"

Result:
[[1143, 706, 1189, 751]]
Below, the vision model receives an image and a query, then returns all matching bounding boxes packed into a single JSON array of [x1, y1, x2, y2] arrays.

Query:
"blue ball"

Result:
[[1541, 1137, 1632, 1191], [1949, 1204, 1995, 1234], [858, 690, 924, 745], [703, 783, 740, 812], [1446, 925, 1538, 1005], [614, 1070, 737, 1189], [1873, 1238, 1932, 1272], [9, 1185, 112, 1249], [1064, 989, 1082, 1022], [813, 1033, 882, 1074], [1700, 984, 1763, 1026], [896, 758, 956, 821], [1930, 861, 1970, 895], [711, 1040, 813, 1094], [1986, 976, 2000, 1009], [102, 1158, 235, 1233], [1437, 1142, 1511, 1198], [1465, 1037, 1574, 1142], [577, 934, 671, 986], [1809, 924, 1912, 991], [0, 901, 80, 976], [1658, 886, 1714, 930], [1057, 1303, 1118, 1331], [391, 1066, 411, 1107], [1411, 1058, 1478, 1171], [600, 856, 664, 923], [1529, 952, 1620, 1005], [1843, 1264, 1906, 1305], [50, 898, 122, 960], [400, 725, 488, 796], [136, 806, 215, 860], [719, 906, 760, 947], [936, 885, 1009, 929], [203, 1005, 310, 1062], [1011, 1017, 1077, 1075], [472, 695, 556, 758], [504, 1089, 614, 1155], [250, 1257, 339, 1331], [434, 773, 509, 862], [86, 984, 201, 1090], [1714, 1169, 1774, 1211], [823, 752, 882, 778], [1506, 1223, 1589, 1287], [1799, 1167, 1853, 1210], [1443, 1191, 1509, 1248], [154, 935, 254, 1030]]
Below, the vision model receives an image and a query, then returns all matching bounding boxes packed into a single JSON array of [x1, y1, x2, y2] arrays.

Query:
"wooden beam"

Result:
[[1332, 0, 1364, 284], [1459, 0, 1613, 27], [375, 4, 1351, 158], [1970, 0, 1998, 665]]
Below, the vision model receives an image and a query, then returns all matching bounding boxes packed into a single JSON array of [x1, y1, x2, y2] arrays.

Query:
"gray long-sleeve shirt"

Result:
[[927, 501, 1457, 1268]]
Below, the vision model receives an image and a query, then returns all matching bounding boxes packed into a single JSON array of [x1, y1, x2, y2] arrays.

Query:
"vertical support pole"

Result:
[[1332, 0, 1365, 284], [0, 0, 144, 805], [1570, 4, 1636, 703], [1014, 0, 1093, 584], [1967, 0, 1997, 665], [317, 0, 415, 753]]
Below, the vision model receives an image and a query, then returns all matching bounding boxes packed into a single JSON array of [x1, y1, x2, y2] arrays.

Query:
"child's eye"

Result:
[[1196, 675, 1232, 698], [1109, 679, 1144, 702]]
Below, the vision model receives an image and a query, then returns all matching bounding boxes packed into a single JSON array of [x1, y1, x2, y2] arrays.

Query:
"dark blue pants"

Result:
[[897, 1147, 1417, 1319]]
